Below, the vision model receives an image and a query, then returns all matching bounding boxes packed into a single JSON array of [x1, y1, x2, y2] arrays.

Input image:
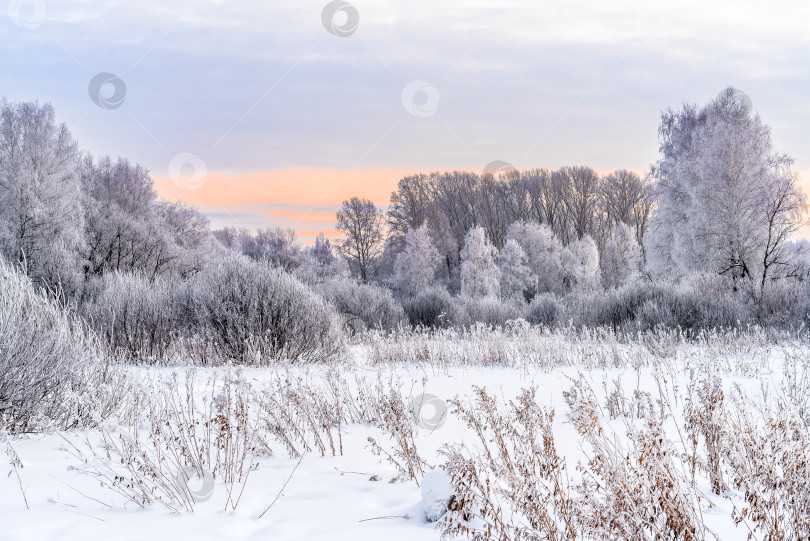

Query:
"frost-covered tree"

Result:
[[154, 200, 210, 279], [460, 226, 500, 298], [336, 197, 384, 284], [394, 223, 441, 296], [213, 226, 302, 271], [82, 155, 210, 283], [572, 235, 601, 290], [601, 223, 642, 288], [0, 100, 83, 291], [561, 245, 575, 291], [497, 238, 532, 300], [254, 227, 302, 271], [646, 88, 807, 290], [506, 222, 566, 295], [81, 156, 157, 277], [295, 232, 350, 285], [600, 169, 653, 244], [557, 165, 601, 242], [212, 226, 252, 254], [310, 232, 336, 266]]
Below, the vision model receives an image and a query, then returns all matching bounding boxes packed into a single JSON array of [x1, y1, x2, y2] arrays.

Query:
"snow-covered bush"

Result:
[[559, 274, 752, 331], [756, 279, 810, 328], [526, 293, 559, 326], [186, 256, 343, 363], [403, 286, 456, 328], [453, 296, 525, 328], [635, 273, 752, 331], [561, 284, 653, 330], [440, 388, 580, 539], [0, 259, 121, 432], [70, 370, 267, 512], [316, 278, 406, 332], [726, 385, 810, 539], [576, 418, 704, 539], [81, 271, 177, 362], [440, 381, 710, 540]]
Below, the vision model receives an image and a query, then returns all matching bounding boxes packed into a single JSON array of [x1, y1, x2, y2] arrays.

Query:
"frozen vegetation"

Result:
[[3, 329, 810, 539]]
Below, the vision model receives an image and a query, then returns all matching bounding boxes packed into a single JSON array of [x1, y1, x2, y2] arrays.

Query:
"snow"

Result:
[[421, 469, 453, 522], [0, 345, 795, 540]]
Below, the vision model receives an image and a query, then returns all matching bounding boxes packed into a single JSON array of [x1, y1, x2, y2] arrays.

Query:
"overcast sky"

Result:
[[3, 0, 809, 236]]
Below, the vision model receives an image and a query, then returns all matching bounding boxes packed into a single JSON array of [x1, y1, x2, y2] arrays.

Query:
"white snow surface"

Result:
[[0, 345, 780, 540]]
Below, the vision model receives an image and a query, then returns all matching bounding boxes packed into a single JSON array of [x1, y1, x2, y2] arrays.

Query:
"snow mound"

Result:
[[421, 469, 453, 522]]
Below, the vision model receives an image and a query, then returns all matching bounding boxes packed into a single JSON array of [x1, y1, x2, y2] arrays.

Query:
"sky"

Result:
[[2, 0, 810, 239]]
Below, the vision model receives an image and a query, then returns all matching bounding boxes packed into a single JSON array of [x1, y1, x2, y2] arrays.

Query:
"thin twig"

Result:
[[7, 442, 29, 510], [61, 508, 105, 521], [49, 475, 113, 509], [359, 514, 411, 523], [258, 455, 304, 519]]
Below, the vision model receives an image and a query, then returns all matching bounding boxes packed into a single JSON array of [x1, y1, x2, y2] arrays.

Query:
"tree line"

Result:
[[334, 88, 808, 302], [1, 88, 809, 366]]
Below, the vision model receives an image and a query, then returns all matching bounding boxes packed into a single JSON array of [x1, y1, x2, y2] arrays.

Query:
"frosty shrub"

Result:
[[403, 287, 456, 328], [576, 417, 704, 540], [726, 387, 810, 540], [636, 274, 752, 331], [560, 275, 753, 332], [453, 296, 525, 328], [186, 256, 343, 363], [67, 370, 268, 512], [258, 369, 348, 458], [756, 279, 810, 328], [526, 293, 559, 326], [559, 287, 636, 329], [0, 259, 121, 432], [367, 386, 431, 484], [439, 388, 579, 539], [684, 375, 726, 494], [316, 278, 406, 333], [439, 381, 711, 540], [81, 271, 177, 362]]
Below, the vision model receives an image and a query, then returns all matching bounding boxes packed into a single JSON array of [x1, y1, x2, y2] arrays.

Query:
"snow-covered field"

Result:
[[1, 334, 807, 540]]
